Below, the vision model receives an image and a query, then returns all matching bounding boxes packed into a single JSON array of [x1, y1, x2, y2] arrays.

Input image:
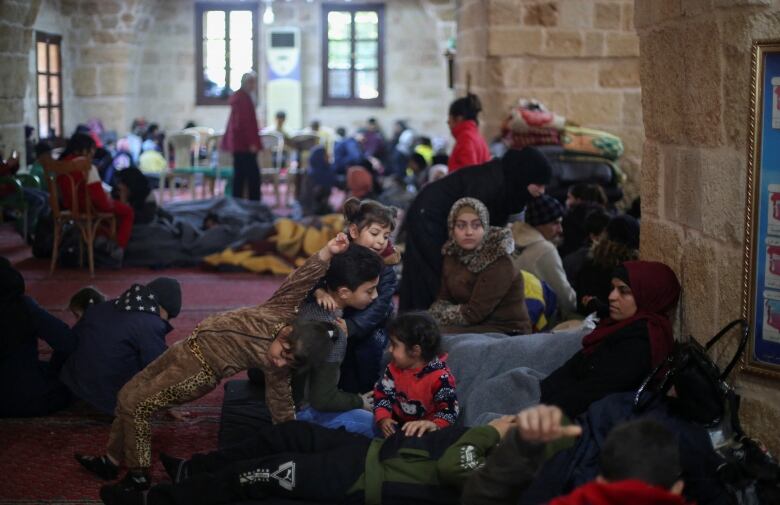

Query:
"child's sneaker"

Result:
[[74, 453, 119, 480]]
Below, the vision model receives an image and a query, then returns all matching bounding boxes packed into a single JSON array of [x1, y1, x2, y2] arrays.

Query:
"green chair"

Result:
[[0, 175, 28, 239]]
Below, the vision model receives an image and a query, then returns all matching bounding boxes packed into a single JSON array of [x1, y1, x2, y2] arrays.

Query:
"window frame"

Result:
[[321, 3, 385, 107], [35, 31, 63, 140], [195, 2, 259, 106]]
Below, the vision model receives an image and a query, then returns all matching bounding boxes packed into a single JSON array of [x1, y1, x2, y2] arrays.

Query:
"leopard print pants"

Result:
[[108, 334, 218, 469]]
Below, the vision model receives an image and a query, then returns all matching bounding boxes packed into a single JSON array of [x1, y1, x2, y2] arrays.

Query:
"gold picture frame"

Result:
[[741, 39, 780, 379]]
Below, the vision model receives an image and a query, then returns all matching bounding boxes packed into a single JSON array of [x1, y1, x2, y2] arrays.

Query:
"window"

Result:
[[322, 4, 384, 107], [36, 31, 63, 139], [195, 3, 258, 106]]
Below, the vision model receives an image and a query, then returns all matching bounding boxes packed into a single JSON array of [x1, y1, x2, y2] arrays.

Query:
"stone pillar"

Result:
[[0, 0, 42, 162], [455, 0, 643, 202], [637, 0, 780, 453], [63, 0, 155, 133]]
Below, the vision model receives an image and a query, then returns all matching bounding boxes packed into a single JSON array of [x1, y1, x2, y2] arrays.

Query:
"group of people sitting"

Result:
[[3, 139, 700, 505]]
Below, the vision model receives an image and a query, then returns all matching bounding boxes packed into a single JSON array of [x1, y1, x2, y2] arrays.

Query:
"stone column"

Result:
[[455, 0, 643, 202], [0, 0, 42, 162], [637, 0, 780, 453]]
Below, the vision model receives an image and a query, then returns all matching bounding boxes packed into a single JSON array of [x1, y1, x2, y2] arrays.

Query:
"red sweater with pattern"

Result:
[[373, 354, 459, 429]]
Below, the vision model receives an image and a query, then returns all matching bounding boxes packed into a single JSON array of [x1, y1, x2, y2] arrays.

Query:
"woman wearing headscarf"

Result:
[[398, 147, 553, 311], [540, 260, 681, 418], [430, 198, 532, 335], [0, 257, 76, 417]]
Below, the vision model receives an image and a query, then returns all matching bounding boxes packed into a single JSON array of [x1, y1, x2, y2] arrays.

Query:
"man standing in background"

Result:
[[222, 73, 262, 200]]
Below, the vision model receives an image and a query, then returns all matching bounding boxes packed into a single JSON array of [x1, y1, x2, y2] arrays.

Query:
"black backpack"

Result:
[[634, 320, 780, 504]]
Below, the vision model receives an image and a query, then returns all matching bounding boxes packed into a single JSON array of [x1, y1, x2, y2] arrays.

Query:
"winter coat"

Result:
[[373, 354, 459, 429], [351, 425, 501, 505], [343, 249, 399, 341], [429, 197, 531, 335], [448, 120, 491, 173], [539, 320, 651, 418], [60, 286, 172, 415], [221, 89, 261, 153], [512, 221, 577, 319]]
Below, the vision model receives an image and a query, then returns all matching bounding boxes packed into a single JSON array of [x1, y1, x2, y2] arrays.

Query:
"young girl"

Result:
[[58, 132, 135, 259], [447, 93, 491, 173], [373, 312, 458, 437], [315, 197, 400, 393], [429, 197, 532, 335]]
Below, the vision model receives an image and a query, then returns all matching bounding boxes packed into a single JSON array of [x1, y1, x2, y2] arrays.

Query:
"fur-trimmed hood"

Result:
[[588, 237, 639, 270], [442, 197, 515, 274]]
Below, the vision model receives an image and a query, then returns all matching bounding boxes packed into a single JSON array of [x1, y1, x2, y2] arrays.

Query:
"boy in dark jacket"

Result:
[[99, 416, 516, 505], [59, 278, 182, 416], [292, 244, 384, 436], [462, 404, 689, 505]]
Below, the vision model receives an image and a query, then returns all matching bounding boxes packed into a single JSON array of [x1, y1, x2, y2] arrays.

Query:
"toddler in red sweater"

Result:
[[373, 312, 459, 437]]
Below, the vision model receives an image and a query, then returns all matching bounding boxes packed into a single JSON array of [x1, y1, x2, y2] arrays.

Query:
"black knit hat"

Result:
[[146, 277, 182, 319], [606, 215, 640, 250], [525, 195, 565, 227]]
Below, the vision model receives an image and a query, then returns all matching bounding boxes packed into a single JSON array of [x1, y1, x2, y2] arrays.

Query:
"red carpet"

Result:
[[0, 223, 286, 504]]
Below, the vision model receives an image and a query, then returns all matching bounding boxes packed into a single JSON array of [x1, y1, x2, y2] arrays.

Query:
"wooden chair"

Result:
[[159, 132, 198, 203], [40, 161, 116, 277], [259, 131, 284, 206], [288, 133, 320, 206]]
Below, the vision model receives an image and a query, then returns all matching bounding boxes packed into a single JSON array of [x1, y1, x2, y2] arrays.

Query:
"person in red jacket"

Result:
[[58, 133, 135, 260], [221, 72, 263, 200], [373, 312, 458, 438], [447, 93, 491, 173]]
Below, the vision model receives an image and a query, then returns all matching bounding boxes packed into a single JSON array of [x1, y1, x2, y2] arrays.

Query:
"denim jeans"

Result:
[[296, 406, 376, 438]]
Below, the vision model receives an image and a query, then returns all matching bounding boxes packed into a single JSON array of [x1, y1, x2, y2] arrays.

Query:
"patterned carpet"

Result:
[[0, 224, 285, 504]]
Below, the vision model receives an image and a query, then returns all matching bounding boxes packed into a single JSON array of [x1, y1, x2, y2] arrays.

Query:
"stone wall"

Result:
[[456, 0, 642, 204], [636, 0, 780, 453], [1, 0, 42, 162], [13, 0, 454, 143], [134, 0, 455, 140]]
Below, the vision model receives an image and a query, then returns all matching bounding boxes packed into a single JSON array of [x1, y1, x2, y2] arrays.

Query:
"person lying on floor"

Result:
[[98, 414, 517, 505], [290, 243, 383, 437], [0, 256, 76, 417], [462, 404, 689, 505], [75, 235, 349, 493], [429, 197, 532, 335], [59, 278, 181, 416], [373, 311, 459, 438], [539, 260, 681, 418]]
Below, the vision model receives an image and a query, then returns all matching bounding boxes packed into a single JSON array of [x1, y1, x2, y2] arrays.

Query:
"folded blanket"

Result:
[[442, 330, 586, 425]]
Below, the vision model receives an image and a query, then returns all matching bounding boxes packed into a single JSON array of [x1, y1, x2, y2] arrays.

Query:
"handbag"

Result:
[[633, 318, 749, 427]]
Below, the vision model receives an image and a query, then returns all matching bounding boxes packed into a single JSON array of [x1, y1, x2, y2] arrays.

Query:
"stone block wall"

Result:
[[12, 0, 454, 146], [456, 0, 643, 204], [1, 0, 41, 162], [636, 0, 780, 453], [134, 0, 455, 140]]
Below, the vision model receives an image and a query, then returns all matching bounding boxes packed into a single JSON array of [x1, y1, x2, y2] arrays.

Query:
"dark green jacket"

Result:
[[348, 425, 501, 505]]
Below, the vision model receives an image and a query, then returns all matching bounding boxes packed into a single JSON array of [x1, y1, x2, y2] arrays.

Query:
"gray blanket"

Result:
[[443, 330, 587, 426], [124, 198, 275, 267]]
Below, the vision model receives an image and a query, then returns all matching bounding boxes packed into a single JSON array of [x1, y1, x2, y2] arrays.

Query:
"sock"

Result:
[[74, 453, 119, 480], [159, 453, 188, 484]]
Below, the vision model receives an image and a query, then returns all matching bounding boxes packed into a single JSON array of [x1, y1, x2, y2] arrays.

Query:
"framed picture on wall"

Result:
[[742, 39, 780, 379]]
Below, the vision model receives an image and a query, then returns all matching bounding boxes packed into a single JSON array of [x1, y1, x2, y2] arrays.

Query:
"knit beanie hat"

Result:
[[606, 215, 640, 250], [146, 277, 182, 318], [525, 195, 565, 227]]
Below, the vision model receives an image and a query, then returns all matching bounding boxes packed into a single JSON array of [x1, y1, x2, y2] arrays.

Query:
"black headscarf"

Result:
[[0, 256, 34, 357], [501, 147, 553, 214]]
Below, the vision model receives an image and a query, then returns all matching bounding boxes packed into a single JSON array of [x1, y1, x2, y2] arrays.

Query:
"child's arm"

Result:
[[265, 368, 296, 423], [344, 266, 397, 340], [373, 366, 398, 436], [265, 234, 349, 318], [430, 369, 459, 429], [307, 361, 364, 412]]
